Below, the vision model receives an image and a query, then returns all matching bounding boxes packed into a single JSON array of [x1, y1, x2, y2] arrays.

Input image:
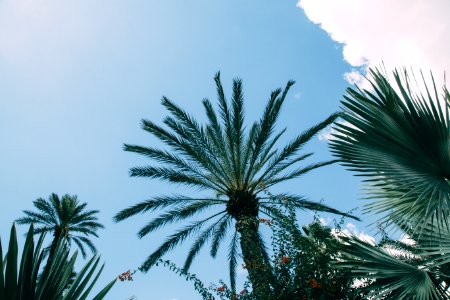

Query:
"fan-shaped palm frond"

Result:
[[17, 193, 104, 259], [330, 68, 450, 233], [336, 235, 447, 300], [331, 67, 450, 299], [336, 218, 450, 299], [116, 72, 358, 295]]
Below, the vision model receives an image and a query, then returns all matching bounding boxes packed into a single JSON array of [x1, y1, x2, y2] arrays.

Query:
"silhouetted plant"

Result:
[[17, 193, 104, 259], [0, 223, 115, 300]]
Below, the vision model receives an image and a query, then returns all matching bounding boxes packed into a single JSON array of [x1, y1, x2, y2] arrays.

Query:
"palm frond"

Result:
[[67, 227, 99, 237], [72, 237, 88, 259], [258, 112, 339, 184], [70, 213, 101, 225], [261, 160, 338, 189], [245, 128, 287, 187], [202, 98, 234, 183], [139, 212, 225, 272], [183, 215, 228, 270], [336, 235, 445, 300], [228, 231, 239, 293], [17, 211, 53, 226], [330, 68, 450, 232], [129, 166, 226, 192], [76, 236, 97, 254], [113, 195, 225, 222], [71, 221, 104, 230], [32, 226, 53, 235], [231, 78, 245, 187], [243, 82, 293, 187], [137, 201, 224, 238], [210, 217, 232, 258], [32, 198, 58, 224], [124, 144, 228, 189], [261, 194, 360, 220], [215, 72, 239, 186]]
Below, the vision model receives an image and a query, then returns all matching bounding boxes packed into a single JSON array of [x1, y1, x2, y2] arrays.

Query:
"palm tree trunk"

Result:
[[236, 215, 272, 299]]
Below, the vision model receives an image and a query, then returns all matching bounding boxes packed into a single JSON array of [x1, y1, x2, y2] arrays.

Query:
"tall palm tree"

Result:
[[115, 73, 358, 296], [17, 193, 104, 259], [330, 68, 450, 299]]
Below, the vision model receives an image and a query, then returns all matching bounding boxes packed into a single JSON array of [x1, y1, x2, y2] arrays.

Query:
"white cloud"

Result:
[[293, 92, 301, 101], [318, 217, 330, 226], [399, 234, 415, 246], [318, 120, 354, 142], [318, 127, 334, 141], [298, 0, 450, 87], [334, 222, 376, 245]]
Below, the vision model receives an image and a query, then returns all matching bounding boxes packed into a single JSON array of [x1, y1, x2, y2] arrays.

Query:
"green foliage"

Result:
[[116, 73, 358, 293], [0, 223, 115, 300], [331, 67, 450, 299], [336, 234, 447, 299], [267, 213, 362, 300], [330, 68, 450, 233], [160, 209, 363, 300], [17, 193, 104, 259]]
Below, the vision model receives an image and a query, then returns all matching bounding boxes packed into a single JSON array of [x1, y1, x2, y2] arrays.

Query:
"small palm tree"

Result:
[[115, 73, 358, 296], [330, 68, 450, 299], [17, 193, 104, 259]]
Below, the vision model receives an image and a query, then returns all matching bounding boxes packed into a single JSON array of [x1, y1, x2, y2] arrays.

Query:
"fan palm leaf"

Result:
[[331, 67, 450, 299], [330, 68, 450, 233], [336, 235, 446, 300]]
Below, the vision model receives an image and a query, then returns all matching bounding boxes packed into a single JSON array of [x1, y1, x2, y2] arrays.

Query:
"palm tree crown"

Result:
[[115, 73, 358, 293], [17, 193, 104, 259]]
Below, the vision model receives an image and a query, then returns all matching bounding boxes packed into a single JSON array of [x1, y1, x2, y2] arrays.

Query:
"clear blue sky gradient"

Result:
[[0, 1, 366, 299]]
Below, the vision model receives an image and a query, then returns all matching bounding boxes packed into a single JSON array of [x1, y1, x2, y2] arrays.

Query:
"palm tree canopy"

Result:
[[330, 68, 450, 233], [115, 72, 359, 290], [17, 193, 104, 258]]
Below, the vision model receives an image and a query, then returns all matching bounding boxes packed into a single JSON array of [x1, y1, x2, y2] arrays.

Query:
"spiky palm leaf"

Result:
[[330, 68, 450, 233], [116, 73, 358, 293], [0, 223, 115, 300], [17, 194, 104, 259]]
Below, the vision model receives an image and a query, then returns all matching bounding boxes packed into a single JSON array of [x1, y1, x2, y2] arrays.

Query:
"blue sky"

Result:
[[0, 1, 447, 299]]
